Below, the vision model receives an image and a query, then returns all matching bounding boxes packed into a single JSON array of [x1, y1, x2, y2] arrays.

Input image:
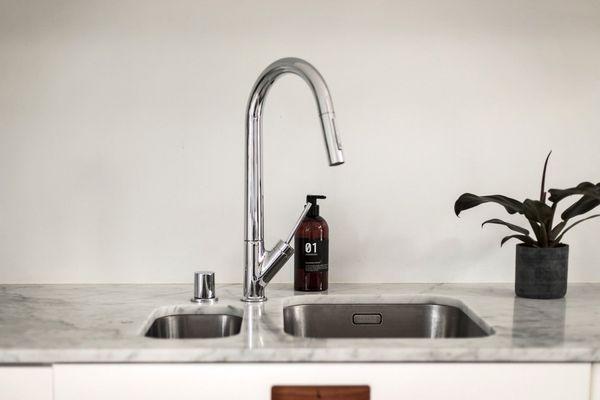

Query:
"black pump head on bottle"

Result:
[[306, 195, 326, 217]]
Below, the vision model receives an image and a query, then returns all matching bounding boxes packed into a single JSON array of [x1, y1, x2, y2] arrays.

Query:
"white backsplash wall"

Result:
[[1, 0, 600, 283]]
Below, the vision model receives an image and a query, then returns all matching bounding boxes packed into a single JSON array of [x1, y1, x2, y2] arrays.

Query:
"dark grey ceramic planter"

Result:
[[515, 244, 569, 299]]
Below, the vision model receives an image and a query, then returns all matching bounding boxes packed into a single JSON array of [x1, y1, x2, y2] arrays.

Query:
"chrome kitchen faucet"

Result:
[[242, 58, 345, 302]]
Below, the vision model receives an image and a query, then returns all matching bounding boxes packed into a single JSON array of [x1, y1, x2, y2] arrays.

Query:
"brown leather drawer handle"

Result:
[[272, 385, 370, 400]]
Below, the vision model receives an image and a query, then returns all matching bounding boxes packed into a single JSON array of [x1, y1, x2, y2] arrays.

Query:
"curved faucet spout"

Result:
[[247, 57, 344, 166], [243, 58, 345, 302]]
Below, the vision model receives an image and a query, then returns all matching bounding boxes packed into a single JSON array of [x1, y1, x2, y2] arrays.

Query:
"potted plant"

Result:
[[454, 152, 600, 299]]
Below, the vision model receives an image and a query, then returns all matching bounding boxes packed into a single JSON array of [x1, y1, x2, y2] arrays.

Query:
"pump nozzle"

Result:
[[306, 195, 326, 217]]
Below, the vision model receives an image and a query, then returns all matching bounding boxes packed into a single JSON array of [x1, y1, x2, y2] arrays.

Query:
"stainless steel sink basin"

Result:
[[145, 313, 242, 339], [283, 303, 491, 338]]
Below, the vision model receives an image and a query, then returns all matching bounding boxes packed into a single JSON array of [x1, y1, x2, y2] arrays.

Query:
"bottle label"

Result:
[[297, 238, 329, 272]]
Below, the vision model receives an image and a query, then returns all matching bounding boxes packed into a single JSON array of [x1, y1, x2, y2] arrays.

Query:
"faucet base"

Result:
[[241, 281, 268, 302], [241, 296, 267, 303]]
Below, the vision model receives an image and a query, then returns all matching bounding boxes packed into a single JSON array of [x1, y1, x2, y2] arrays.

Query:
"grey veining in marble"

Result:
[[1, 283, 600, 364]]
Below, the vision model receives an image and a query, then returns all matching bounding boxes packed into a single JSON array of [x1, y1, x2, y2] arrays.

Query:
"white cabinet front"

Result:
[[0, 367, 53, 400], [53, 363, 590, 400]]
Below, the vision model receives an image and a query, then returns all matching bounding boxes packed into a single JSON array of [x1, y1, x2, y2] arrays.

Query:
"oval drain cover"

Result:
[[352, 313, 382, 325]]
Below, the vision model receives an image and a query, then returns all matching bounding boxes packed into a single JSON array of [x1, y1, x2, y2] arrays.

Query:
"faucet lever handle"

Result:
[[285, 203, 312, 244], [258, 203, 313, 288]]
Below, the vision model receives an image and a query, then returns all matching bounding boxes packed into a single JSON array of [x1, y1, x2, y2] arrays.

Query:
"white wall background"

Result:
[[1, 0, 599, 283]]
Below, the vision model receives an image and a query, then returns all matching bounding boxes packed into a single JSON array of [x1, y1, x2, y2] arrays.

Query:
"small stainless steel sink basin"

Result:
[[283, 303, 490, 339], [145, 313, 242, 339]]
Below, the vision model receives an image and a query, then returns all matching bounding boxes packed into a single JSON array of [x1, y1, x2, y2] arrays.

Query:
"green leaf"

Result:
[[455, 194, 524, 217], [548, 182, 600, 203], [482, 219, 529, 235], [555, 214, 600, 243], [500, 234, 536, 247]]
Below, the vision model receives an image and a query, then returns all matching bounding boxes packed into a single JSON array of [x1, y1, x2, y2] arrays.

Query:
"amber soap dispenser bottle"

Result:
[[294, 195, 329, 291]]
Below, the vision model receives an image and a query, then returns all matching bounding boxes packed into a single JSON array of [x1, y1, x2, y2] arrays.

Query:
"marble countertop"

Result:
[[1, 283, 599, 364]]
